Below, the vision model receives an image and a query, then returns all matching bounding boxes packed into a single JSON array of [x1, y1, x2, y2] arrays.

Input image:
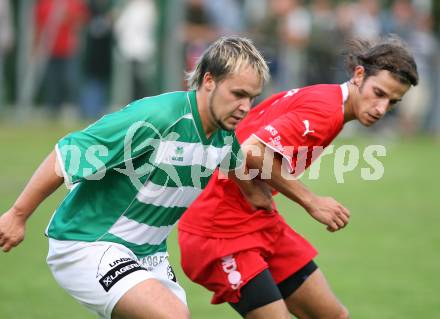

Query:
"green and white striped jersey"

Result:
[[47, 90, 242, 257]]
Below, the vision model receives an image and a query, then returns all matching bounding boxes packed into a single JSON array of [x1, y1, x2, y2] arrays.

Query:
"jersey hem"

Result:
[[178, 218, 280, 239]]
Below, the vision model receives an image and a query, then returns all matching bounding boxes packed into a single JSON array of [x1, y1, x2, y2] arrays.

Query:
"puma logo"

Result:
[[302, 120, 315, 136]]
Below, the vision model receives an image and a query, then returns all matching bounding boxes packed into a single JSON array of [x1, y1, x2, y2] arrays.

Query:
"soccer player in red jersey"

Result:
[[178, 36, 419, 319]]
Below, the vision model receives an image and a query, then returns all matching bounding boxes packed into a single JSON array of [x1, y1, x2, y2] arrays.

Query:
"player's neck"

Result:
[[343, 82, 357, 123], [196, 90, 216, 138]]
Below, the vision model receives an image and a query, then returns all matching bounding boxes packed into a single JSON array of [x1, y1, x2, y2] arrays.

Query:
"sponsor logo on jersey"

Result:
[[109, 257, 133, 268], [264, 125, 278, 137], [171, 146, 185, 162], [221, 255, 243, 290], [269, 135, 285, 153], [283, 88, 299, 98], [167, 265, 177, 282], [265, 125, 286, 153], [99, 260, 144, 292], [302, 120, 315, 136]]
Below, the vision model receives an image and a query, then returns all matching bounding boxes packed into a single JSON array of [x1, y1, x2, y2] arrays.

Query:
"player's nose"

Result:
[[375, 101, 388, 117], [239, 98, 252, 113]]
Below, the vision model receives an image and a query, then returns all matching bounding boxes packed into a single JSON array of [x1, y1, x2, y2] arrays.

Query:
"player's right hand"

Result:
[[305, 196, 350, 232], [0, 209, 27, 252]]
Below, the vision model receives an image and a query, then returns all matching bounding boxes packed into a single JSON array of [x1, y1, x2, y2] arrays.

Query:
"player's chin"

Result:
[[224, 118, 242, 130], [361, 115, 377, 127]]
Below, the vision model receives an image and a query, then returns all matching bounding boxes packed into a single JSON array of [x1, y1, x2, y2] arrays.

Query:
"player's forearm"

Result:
[[229, 169, 258, 197], [263, 172, 315, 210], [228, 170, 273, 211], [11, 150, 64, 220], [243, 145, 315, 211]]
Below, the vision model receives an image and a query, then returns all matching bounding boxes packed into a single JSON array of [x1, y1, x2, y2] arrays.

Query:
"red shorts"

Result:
[[178, 221, 317, 304]]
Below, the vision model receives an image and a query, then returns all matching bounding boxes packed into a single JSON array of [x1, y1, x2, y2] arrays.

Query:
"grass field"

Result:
[[0, 121, 439, 318]]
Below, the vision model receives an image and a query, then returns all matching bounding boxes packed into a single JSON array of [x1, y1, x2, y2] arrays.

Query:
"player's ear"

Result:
[[202, 72, 216, 92], [352, 65, 365, 87]]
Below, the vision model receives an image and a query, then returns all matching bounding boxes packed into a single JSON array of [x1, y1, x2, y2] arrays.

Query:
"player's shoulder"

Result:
[[127, 91, 189, 113], [285, 84, 344, 138], [282, 84, 344, 119], [268, 84, 341, 109], [124, 91, 192, 128], [297, 84, 343, 107]]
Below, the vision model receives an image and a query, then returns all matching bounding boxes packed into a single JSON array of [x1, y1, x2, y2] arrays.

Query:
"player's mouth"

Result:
[[229, 115, 243, 124], [367, 113, 381, 122]]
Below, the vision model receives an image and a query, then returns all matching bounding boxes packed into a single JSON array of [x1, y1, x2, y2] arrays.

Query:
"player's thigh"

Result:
[[246, 300, 290, 319], [179, 230, 268, 304], [47, 239, 187, 319], [112, 278, 189, 319], [283, 268, 349, 319], [229, 269, 289, 319], [113, 255, 189, 319], [266, 222, 317, 285]]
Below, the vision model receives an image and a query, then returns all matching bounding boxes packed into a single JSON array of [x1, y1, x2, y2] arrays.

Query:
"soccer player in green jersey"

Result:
[[0, 36, 269, 319]]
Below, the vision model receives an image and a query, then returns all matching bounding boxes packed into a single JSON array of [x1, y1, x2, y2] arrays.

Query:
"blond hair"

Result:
[[186, 36, 270, 90]]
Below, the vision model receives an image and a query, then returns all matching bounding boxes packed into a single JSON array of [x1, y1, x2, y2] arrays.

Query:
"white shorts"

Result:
[[47, 239, 186, 319]]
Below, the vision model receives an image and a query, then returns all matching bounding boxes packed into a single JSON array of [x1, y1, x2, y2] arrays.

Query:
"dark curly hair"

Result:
[[343, 34, 418, 86]]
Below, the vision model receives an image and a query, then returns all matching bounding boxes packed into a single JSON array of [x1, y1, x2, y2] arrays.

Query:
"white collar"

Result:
[[340, 82, 349, 113]]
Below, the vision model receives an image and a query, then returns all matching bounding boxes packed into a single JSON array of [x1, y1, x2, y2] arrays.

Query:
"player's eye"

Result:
[[232, 91, 245, 98], [374, 89, 385, 98]]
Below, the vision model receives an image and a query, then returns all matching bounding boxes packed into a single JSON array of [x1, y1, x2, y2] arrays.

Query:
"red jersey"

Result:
[[178, 84, 348, 237]]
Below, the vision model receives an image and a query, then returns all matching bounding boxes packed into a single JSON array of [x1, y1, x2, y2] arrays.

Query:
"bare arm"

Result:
[[226, 170, 273, 211], [241, 135, 350, 232], [0, 150, 64, 252]]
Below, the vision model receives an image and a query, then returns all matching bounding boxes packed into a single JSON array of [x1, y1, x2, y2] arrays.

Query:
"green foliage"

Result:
[[0, 124, 439, 318]]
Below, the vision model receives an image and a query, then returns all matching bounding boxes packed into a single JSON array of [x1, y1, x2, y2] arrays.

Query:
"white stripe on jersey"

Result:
[[153, 140, 232, 170], [108, 216, 175, 245], [136, 182, 202, 208]]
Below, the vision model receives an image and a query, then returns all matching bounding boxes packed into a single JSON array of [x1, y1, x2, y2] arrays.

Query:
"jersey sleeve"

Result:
[[252, 110, 321, 174], [56, 99, 167, 187]]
